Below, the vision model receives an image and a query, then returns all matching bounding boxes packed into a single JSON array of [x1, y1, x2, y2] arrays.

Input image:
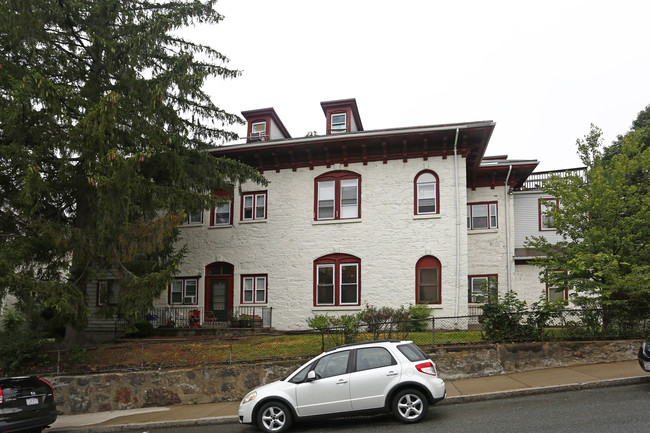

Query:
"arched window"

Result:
[[314, 253, 361, 306], [415, 256, 441, 304], [414, 170, 439, 215], [314, 171, 361, 221]]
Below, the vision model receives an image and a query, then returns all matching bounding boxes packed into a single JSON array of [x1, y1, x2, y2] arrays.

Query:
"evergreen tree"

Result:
[[526, 116, 650, 325], [0, 0, 265, 333]]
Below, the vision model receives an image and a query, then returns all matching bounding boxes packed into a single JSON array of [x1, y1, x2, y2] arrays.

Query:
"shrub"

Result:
[[0, 310, 48, 376]]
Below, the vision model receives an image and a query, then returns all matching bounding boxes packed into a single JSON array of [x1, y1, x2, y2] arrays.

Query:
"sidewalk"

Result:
[[49, 360, 649, 432]]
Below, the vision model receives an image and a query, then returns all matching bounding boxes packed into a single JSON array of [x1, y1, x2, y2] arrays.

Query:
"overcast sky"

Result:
[[196, 0, 650, 171]]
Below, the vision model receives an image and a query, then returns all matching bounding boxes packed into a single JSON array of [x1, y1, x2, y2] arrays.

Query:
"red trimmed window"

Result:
[[546, 270, 568, 302], [241, 275, 267, 304], [169, 278, 198, 305], [210, 192, 233, 226], [414, 170, 439, 215], [468, 274, 498, 303], [467, 202, 498, 230], [415, 256, 441, 304], [183, 211, 203, 225], [314, 254, 360, 306], [97, 280, 118, 306], [539, 198, 558, 231], [241, 191, 267, 221], [315, 171, 361, 221], [330, 112, 347, 134]]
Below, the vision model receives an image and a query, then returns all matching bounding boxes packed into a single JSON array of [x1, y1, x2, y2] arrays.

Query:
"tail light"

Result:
[[0, 386, 3, 404], [415, 361, 437, 376], [38, 377, 54, 395]]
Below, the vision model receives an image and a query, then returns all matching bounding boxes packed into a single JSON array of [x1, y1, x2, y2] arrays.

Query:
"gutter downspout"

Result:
[[453, 129, 461, 320], [504, 165, 513, 293]]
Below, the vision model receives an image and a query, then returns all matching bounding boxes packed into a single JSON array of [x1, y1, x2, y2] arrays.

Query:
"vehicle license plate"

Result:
[[26, 397, 39, 406], [644, 361, 650, 370]]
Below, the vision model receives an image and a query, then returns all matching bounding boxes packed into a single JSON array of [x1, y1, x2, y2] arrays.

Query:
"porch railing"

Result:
[[145, 306, 272, 328]]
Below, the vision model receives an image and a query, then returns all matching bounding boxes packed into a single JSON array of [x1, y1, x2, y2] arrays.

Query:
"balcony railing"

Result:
[[517, 168, 586, 191]]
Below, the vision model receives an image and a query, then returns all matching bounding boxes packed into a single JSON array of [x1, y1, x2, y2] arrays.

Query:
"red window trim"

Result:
[[210, 191, 233, 226], [538, 197, 558, 231], [415, 256, 442, 305], [240, 274, 268, 304], [414, 170, 440, 215], [240, 190, 268, 221], [314, 171, 361, 221], [246, 117, 270, 142], [467, 274, 498, 303], [325, 108, 351, 134], [467, 201, 498, 230], [313, 253, 361, 306]]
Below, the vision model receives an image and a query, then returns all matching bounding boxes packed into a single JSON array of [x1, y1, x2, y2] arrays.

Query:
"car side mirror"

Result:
[[306, 370, 317, 381]]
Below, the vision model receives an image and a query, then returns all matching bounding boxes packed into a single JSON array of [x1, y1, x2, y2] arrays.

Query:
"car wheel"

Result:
[[256, 401, 293, 433], [392, 388, 428, 423]]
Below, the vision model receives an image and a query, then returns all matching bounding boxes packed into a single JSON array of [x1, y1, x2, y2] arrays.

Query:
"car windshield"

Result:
[[397, 343, 427, 361]]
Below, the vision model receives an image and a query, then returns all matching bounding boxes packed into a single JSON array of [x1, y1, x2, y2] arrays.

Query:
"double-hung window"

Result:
[[330, 112, 347, 133], [242, 275, 267, 304], [415, 256, 441, 304], [467, 202, 498, 230], [315, 171, 360, 221], [468, 275, 498, 303], [170, 278, 198, 305], [241, 191, 267, 221], [414, 170, 439, 215], [539, 198, 558, 231], [183, 211, 202, 225], [314, 254, 360, 306], [211, 192, 233, 226], [546, 270, 568, 302]]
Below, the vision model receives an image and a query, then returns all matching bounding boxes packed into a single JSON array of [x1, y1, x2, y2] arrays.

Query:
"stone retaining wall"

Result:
[[46, 340, 641, 415]]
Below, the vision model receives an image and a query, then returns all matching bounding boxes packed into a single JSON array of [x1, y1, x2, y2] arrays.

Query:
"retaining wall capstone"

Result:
[[46, 340, 641, 415]]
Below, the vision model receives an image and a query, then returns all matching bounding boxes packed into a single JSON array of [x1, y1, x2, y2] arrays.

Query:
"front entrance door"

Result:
[[205, 262, 234, 322], [210, 279, 229, 321]]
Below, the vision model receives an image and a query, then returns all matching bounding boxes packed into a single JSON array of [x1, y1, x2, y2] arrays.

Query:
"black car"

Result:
[[0, 376, 57, 433], [639, 338, 650, 372]]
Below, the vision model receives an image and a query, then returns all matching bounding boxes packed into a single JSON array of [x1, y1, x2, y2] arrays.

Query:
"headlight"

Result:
[[241, 391, 257, 404]]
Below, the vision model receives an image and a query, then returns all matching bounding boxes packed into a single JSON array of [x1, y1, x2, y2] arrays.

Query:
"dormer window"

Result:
[[250, 122, 266, 142], [331, 113, 347, 134]]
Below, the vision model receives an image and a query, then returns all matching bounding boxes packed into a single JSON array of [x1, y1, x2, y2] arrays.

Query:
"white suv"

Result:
[[238, 340, 446, 433]]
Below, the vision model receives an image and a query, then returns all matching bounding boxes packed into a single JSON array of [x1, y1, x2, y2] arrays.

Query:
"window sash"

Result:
[[331, 113, 346, 133], [171, 280, 183, 304], [339, 263, 358, 305], [243, 277, 254, 303], [469, 276, 497, 303], [540, 199, 557, 230], [417, 182, 436, 214], [255, 194, 266, 219], [417, 268, 439, 303], [340, 179, 358, 219], [187, 211, 202, 224], [468, 203, 497, 230], [316, 264, 335, 305], [255, 276, 267, 303], [317, 181, 335, 220], [243, 195, 254, 220], [214, 202, 231, 225]]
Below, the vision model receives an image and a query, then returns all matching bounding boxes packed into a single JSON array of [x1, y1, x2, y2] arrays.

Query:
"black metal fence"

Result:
[[43, 307, 648, 376], [144, 306, 272, 328]]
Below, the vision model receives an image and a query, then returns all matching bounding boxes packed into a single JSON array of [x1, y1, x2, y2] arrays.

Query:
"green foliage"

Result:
[[65, 344, 88, 365], [0, 1, 266, 334], [405, 304, 431, 332], [0, 310, 48, 375], [526, 115, 650, 325], [127, 320, 155, 338], [358, 306, 393, 340], [480, 291, 533, 342]]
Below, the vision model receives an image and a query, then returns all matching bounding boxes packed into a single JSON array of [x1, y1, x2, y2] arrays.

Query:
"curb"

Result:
[[50, 376, 650, 433]]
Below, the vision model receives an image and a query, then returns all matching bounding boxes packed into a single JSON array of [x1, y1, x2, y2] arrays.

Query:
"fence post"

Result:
[[431, 316, 435, 346]]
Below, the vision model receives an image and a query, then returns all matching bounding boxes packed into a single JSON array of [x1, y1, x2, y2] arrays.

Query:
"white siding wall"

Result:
[[170, 156, 470, 329], [513, 191, 564, 248]]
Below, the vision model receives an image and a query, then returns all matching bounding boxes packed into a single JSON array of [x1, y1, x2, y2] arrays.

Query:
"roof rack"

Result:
[[326, 339, 404, 352]]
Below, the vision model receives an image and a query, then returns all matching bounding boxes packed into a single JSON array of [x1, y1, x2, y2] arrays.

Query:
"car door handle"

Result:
[[336, 379, 348, 384], [386, 372, 398, 376]]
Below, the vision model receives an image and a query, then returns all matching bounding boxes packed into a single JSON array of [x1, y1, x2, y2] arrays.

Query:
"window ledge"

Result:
[[312, 218, 362, 226], [312, 306, 362, 312], [239, 219, 267, 225], [468, 228, 498, 235], [180, 223, 203, 228], [209, 224, 233, 229], [413, 214, 441, 220]]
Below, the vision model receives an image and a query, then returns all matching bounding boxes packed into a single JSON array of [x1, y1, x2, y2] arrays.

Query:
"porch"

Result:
[[145, 306, 272, 329]]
